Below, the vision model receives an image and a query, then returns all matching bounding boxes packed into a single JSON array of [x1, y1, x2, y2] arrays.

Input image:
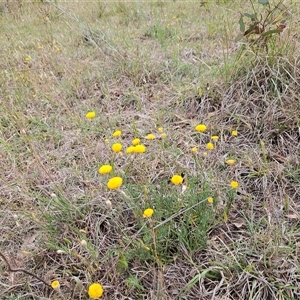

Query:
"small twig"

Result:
[[0, 251, 50, 287]]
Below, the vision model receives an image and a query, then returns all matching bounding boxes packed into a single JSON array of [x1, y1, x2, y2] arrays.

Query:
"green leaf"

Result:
[[261, 29, 283, 36], [244, 13, 257, 20], [239, 16, 245, 33], [234, 33, 244, 42], [258, 0, 269, 5]]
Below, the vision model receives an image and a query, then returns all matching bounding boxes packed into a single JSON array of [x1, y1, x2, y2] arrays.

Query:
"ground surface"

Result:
[[0, 1, 300, 299]]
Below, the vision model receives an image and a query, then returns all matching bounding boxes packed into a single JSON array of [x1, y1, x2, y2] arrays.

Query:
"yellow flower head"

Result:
[[195, 124, 207, 132], [98, 165, 112, 174], [206, 142, 214, 150], [157, 127, 164, 132], [231, 130, 238, 137], [191, 147, 198, 152], [171, 174, 183, 185], [134, 144, 146, 153], [126, 146, 136, 153], [88, 283, 104, 299], [51, 280, 60, 290], [211, 135, 219, 141], [207, 197, 213, 204], [24, 56, 31, 61], [146, 133, 155, 140], [143, 208, 154, 218], [107, 177, 123, 190], [230, 181, 239, 189], [112, 130, 122, 137], [160, 133, 167, 138], [226, 159, 236, 165], [86, 111, 96, 119], [111, 143, 122, 153], [104, 138, 109, 143], [132, 138, 140, 146]]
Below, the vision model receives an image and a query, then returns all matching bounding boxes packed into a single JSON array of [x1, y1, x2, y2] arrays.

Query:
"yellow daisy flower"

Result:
[[195, 124, 207, 132], [171, 174, 183, 185], [132, 138, 140, 146], [206, 142, 214, 150], [146, 133, 155, 140], [226, 159, 236, 165], [51, 280, 60, 290], [230, 181, 239, 189], [111, 143, 122, 153], [126, 146, 136, 153], [88, 283, 104, 299], [143, 208, 154, 218], [107, 177, 123, 190], [135, 144, 146, 153], [98, 165, 112, 174], [231, 130, 238, 136], [86, 111, 96, 119], [112, 130, 122, 137]]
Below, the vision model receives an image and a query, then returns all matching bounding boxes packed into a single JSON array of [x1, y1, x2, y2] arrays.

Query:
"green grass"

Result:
[[1, 0, 300, 299]]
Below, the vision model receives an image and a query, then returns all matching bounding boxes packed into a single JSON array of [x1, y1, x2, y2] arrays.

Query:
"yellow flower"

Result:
[[112, 130, 122, 137], [211, 135, 219, 141], [230, 181, 239, 189], [226, 159, 236, 165], [104, 138, 109, 143], [206, 142, 214, 150], [157, 127, 164, 132], [146, 133, 155, 140], [111, 143, 122, 153], [191, 147, 198, 152], [132, 138, 140, 146], [107, 177, 123, 190], [24, 56, 31, 61], [98, 165, 112, 174], [88, 283, 104, 299], [126, 146, 136, 153], [143, 208, 154, 218], [207, 197, 213, 204], [51, 280, 60, 290], [171, 174, 183, 185], [231, 130, 238, 136], [86, 111, 96, 119], [160, 133, 167, 138], [195, 124, 207, 132], [135, 144, 146, 153]]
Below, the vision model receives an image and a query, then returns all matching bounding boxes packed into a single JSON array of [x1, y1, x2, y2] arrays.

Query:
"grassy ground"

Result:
[[1, 1, 300, 299]]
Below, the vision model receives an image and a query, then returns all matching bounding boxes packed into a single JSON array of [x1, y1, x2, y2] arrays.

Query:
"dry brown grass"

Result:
[[1, 1, 300, 299]]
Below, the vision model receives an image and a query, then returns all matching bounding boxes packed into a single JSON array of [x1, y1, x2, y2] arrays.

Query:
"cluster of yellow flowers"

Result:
[[194, 123, 239, 191], [194, 123, 238, 153], [94, 124, 167, 193], [81, 114, 241, 297]]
